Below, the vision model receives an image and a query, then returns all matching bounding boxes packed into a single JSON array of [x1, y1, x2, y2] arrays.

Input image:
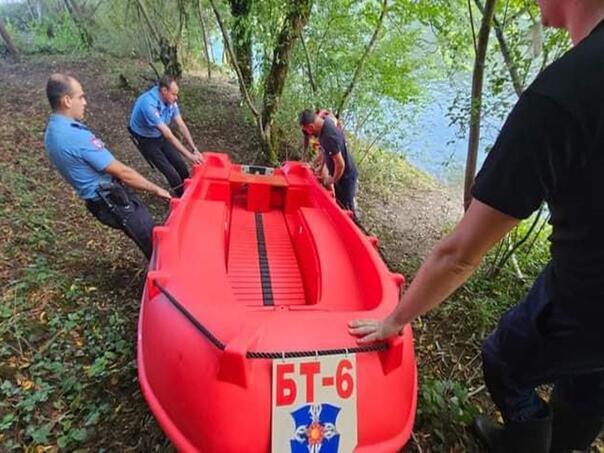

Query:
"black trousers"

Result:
[[335, 174, 358, 217], [133, 133, 189, 197], [85, 190, 155, 259], [482, 270, 604, 422]]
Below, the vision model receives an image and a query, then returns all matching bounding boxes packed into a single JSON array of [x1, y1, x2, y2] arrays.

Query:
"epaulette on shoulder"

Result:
[[70, 122, 90, 131]]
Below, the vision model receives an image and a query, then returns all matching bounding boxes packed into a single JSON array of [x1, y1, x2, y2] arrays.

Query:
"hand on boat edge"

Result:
[[348, 317, 404, 344]]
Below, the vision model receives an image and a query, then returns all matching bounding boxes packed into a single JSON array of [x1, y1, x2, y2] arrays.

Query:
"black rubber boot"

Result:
[[473, 415, 504, 452], [550, 400, 604, 453], [504, 412, 552, 453], [472, 410, 552, 453]]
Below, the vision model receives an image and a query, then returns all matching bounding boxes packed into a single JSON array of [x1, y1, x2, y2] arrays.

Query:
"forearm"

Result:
[[331, 153, 345, 183], [333, 162, 345, 182], [119, 167, 164, 196], [349, 200, 520, 343], [165, 131, 195, 160], [388, 238, 480, 326], [179, 123, 197, 150]]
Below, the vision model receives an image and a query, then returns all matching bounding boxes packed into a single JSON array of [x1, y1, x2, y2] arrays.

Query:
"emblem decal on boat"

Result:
[[290, 403, 341, 453]]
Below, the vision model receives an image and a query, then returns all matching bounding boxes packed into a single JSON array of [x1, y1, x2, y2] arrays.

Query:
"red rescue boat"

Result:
[[138, 153, 417, 452]]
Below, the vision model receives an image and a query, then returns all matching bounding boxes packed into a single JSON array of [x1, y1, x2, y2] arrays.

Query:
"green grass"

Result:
[[0, 55, 169, 450], [0, 159, 144, 449]]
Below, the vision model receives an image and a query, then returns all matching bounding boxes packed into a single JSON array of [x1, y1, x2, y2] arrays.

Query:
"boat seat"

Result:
[[299, 207, 365, 311]]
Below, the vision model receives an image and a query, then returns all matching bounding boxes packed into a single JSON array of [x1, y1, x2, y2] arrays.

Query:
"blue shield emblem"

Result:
[[289, 403, 341, 453]]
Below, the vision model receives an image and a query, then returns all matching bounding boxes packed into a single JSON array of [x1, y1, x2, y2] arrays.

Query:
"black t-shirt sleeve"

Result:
[[321, 122, 343, 157], [472, 91, 584, 219]]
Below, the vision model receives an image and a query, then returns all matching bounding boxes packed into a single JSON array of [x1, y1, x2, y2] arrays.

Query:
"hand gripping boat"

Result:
[[138, 153, 417, 452]]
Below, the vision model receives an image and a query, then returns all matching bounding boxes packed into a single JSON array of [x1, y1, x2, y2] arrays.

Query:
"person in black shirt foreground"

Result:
[[299, 110, 358, 218], [349, 1, 604, 451]]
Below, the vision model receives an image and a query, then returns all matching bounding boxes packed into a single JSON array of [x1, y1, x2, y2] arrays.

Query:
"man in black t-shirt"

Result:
[[301, 109, 341, 162], [299, 110, 358, 217], [349, 2, 604, 451]]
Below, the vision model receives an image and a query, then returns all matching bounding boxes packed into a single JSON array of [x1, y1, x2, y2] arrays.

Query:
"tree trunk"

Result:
[[134, 0, 181, 78], [208, 0, 259, 118], [229, 0, 253, 90], [177, 0, 187, 42], [26, 0, 42, 20], [62, 0, 94, 48], [139, 7, 156, 63], [89, 0, 106, 18], [336, 0, 388, 116], [210, 0, 312, 163], [134, 0, 160, 45], [299, 29, 317, 95], [474, 0, 523, 97], [261, 0, 313, 163], [463, 0, 497, 210], [0, 19, 19, 61], [159, 37, 183, 79], [197, 0, 212, 79]]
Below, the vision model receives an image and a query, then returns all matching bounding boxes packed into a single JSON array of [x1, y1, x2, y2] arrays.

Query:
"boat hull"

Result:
[[138, 153, 417, 452]]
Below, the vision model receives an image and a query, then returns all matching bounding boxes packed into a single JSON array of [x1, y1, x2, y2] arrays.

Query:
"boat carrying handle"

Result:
[[241, 164, 275, 176], [154, 282, 389, 359]]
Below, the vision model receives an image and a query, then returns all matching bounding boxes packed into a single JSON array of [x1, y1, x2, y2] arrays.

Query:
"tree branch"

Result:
[[463, 0, 497, 210], [0, 19, 19, 61], [260, 0, 313, 131], [197, 0, 212, 79], [474, 0, 523, 97], [62, 0, 94, 47], [299, 28, 317, 95], [88, 0, 106, 18], [336, 0, 388, 116], [133, 0, 161, 46], [207, 0, 260, 120], [228, 0, 253, 90]]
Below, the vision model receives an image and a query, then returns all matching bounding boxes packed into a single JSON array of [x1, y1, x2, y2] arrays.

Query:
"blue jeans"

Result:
[[481, 270, 604, 422]]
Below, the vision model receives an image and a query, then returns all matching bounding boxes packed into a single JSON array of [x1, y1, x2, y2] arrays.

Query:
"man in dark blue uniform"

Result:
[[129, 75, 203, 197], [299, 110, 358, 217], [349, 1, 604, 451], [44, 73, 171, 259]]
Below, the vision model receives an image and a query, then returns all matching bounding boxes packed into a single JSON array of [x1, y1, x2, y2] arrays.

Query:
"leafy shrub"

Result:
[[416, 376, 479, 448], [22, 13, 87, 55]]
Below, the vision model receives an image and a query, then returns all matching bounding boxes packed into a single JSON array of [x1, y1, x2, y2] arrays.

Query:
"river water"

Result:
[[379, 78, 505, 188], [209, 40, 505, 188]]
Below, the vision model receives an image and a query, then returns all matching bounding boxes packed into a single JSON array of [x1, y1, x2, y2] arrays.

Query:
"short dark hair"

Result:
[[299, 109, 316, 126], [159, 75, 177, 90], [46, 73, 74, 110]]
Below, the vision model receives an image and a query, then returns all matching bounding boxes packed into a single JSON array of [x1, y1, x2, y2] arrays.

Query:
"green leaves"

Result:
[[0, 413, 16, 431], [26, 423, 52, 444], [86, 352, 117, 379]]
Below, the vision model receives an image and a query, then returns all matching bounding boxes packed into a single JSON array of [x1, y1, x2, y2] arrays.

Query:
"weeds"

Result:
[[14, 13, 87, 55]]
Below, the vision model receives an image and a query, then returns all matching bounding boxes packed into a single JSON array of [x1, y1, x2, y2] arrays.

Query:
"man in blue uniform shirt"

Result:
[[129, 75, 202, 197], [44, 73, 171, 259], [350, 1, 604, 451]]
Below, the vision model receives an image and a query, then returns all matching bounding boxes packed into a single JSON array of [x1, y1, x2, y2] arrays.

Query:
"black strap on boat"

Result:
[[156, 282, 226, 351], [154, 283, 388, 358], [255, 212, 274, 306]]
